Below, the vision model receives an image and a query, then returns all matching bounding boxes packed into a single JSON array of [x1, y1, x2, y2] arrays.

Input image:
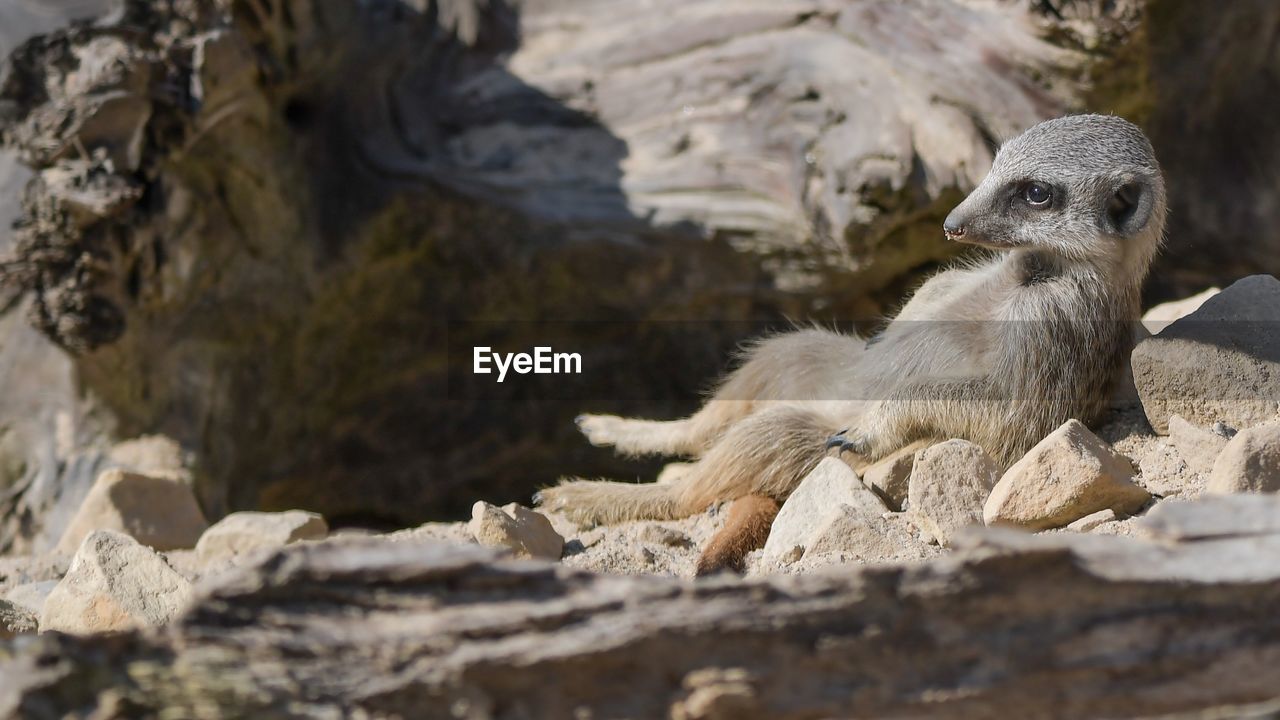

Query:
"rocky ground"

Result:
[[2, 275, 1277, 640]]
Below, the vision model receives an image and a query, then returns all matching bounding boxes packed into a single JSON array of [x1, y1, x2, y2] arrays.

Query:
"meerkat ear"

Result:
[[1107, 179, 1154, 235]]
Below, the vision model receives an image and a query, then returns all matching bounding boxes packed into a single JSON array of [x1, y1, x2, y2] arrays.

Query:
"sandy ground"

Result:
[[0, 403, 1203, 597]]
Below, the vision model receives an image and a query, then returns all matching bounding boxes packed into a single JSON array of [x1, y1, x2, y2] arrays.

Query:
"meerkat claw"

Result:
[[825, 429, 871, 455], [824, 431, 849, 451]]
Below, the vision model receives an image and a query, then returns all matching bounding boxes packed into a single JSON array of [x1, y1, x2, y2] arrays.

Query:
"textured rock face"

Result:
[[1132, 275, 1280, 434], [0, 0, 1095, 544], [40, 529, 190, 634], [906, 440, 999, 547], [985, 420, 1148, 531], [54, 469, 207, 554]]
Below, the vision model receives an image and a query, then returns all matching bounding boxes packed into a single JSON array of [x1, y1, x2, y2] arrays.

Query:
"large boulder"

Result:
[[1132, 275, 1280, 434]]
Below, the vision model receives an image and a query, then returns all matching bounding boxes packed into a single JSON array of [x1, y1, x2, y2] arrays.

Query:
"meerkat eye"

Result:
[[1022, 182, 1052, 207]]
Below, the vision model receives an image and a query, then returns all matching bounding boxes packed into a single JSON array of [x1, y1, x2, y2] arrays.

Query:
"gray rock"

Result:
[[470, 502, 564, 560], [40, 530, 191, 634], [984, 420, 1148, 531], [12, 502, 1280, 718], [195, 511, 328, 563], [1207, 423, 1280, 495], [1132, 275, 1280, 434], [906, 440, 999, 547], [763, 458, 886, 560]]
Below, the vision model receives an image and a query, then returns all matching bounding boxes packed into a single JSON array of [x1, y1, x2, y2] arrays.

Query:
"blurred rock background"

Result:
[[0, 0, 1275, 551]]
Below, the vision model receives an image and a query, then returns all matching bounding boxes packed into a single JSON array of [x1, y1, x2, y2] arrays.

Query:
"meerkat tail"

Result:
[[695, 494, 779, 576]]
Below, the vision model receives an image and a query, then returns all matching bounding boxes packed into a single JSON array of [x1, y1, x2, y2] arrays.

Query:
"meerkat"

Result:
[[537, 115, 1166, 565]]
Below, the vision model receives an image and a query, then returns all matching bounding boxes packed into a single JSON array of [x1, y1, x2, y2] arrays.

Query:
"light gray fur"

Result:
[[539, 115, 1166, 526]]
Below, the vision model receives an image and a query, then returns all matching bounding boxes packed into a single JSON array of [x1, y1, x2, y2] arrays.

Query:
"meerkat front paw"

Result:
[[574, 413, 627, 447]]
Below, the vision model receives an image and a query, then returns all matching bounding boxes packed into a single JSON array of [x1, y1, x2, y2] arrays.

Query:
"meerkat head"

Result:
[[942, 114, 1166, 281]]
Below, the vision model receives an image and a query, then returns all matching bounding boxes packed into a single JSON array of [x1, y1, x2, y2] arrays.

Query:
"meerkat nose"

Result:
[[947, 208, 962, 239]]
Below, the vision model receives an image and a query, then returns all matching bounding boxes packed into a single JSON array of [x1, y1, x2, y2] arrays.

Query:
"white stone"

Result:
[[4, 580, 58, 617], [762, 458, 886, 560], [470, 502, 564, 560]]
